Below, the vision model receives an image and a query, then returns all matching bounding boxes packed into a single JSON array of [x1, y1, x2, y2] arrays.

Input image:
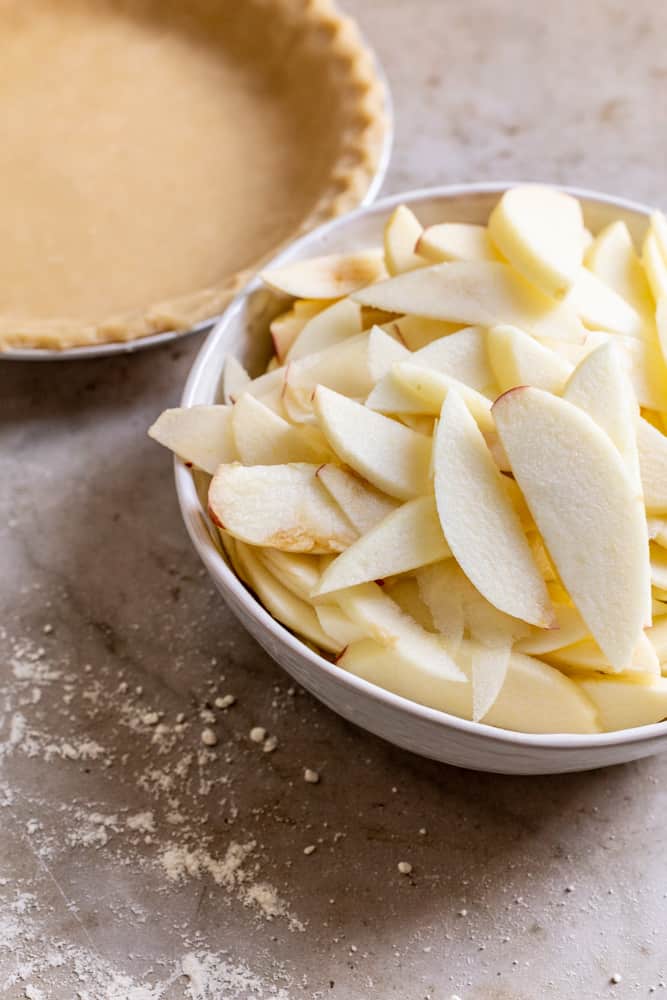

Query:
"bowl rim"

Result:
[[176, 180, 667, 753]]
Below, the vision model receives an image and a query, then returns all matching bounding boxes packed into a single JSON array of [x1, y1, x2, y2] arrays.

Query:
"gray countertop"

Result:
[[3, 2, 667, 997]]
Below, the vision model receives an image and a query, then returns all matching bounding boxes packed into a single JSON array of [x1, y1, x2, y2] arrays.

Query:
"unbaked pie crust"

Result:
[[0, 0, 388, 350]]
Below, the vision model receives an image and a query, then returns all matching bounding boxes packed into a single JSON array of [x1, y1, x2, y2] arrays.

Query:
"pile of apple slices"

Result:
[[150, 185, 667, 735]]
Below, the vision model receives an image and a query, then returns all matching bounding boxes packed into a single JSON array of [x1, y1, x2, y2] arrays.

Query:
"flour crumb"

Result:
[[249, 726, 266, 744], [214, 695, 236, 709], [303, 844, 316, 856], [201, 728, 218, 747], [262, 735, 278, 753], [126, 811, 156, 834], [397, 861, 412, 875], [304, 768, 320, 784]]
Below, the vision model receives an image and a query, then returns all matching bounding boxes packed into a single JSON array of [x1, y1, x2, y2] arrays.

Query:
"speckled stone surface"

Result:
[[2, 2, 667, 997]]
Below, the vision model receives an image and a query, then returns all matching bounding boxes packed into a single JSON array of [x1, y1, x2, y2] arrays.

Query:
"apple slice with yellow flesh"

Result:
[[434, 391, 554, 627], [563, 341, 641, 492], [148, 405, 237, 475], [643, 216, 667, 302], [515, 603, 589, 656], [366, 325, 410, 382], [576, 676, 667, 731], [493, 386, 651, 670], [313, 386, 433, 500], [270, 300, 328, 362], [315, 464, 399, 534], [208, 463, 357, 554], [315, 603, 368, 646], [339, 637, 600, 734], [409, 326, 495, 395], [286, 297, 361, 361], [391, 363, 494, 431], [314, 496, 451, 596], [222, 355, 251, 404], [262, 249, 386, 299], [488, 184, 584, 298], [259, 548, 324, 602], [637, 417, 667, 513], [384, 205, 425, 275], [417, 223, 499, 263], [334, 582, 465, 682], [487, 323, 573, 394], [232, 394, 331, 465], [233, 541, 341, 654], [352, 260, 586, 343], [584, 220, 654, 320], [564, 268, 644, 338], [384, 576, 435, 632], [546, 632, 659, 678], [392, 315, 462, 350]]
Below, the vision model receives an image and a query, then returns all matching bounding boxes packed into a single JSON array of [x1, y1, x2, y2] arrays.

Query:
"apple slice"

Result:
[[471, 643, 513, 722], [383, 576, 435, 632], [283, 332, 372, 421], [259, 548, 324, 602], [546, 632, 659, 678], [316, 464, 399, 534], [648, 516, 667, 548], [409, 326, 496, 394], [493, 386, 651, 670], [643, 231, 667, 302], [270, 300, 328, 362], [576, 676, 667, 731], [315, 604, 368, 646], [366, 371, 438, 416], [487, 323, 573, 394], [651, 543, 667, 591], [657, 297, 667, 368], [221, 355, 251, 404], [262, 249, 386, 299], [392, 315, 462, 350], [584, 220, 654, 320], [232, 394, 331, 465], [313, 386, 433, 500], [339, 637, 599, 733], [352, 260, 586, 342], [433, 390, 553, 627], [417, 223, 498, 263], [515, 603, 589, 655], [384, 205, 425, 275], [314, 496, 451, 596], [367, 325, 410, 382], [208, 463, 357, 554], [563, 341, 641, 492], [647, 614, 667, 662], [286, 297, 362, 361], [488, 185, 584, 298], [391, 363, 494, 431], [148, 405, 237, 475], [637, 417, 667, 513], [651, 211, 667, 262], [564, 268, 644, 338], [334, 582, 465, 682], [233, 542, 341, 654]]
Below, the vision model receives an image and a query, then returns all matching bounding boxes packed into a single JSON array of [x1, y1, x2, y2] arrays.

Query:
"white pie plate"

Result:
[[175, 182, 667, 774]]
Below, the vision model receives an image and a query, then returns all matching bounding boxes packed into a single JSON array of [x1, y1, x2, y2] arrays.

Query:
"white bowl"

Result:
[[175, 182, 667, 775]]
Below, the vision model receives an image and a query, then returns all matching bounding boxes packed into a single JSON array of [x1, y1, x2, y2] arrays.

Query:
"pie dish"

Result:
[[0, 0, 390, 354]]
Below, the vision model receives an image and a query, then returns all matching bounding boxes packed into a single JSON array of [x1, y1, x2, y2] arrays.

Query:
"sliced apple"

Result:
[[384, 204, 425, 275], [563, 341, 641, 491], [417, 223, 499, 263], [391, 363, 494, 431], [221, 355, 251, 405], [493, 386, 651, 670], [647, 614, 667, 662], [410, 325, 496, 394], [651, 211, 667, 262], [651, 543, 667, 591], [486, 323, 573, 394], [515, 603, 589, 656], [383, 576, 435, 632], [208, 463, 357, 554], [392, 315, 462, 350], [488, 185, 584, 298], [232, 394, 331, 465], [339, 637, 599, 733], [584, 220, 654, 320], [313, 386, 433, 500], [286, 297, 362, 361], [643, 231, 667, 302], [233, 541, 341, 654], [334, 582, 465, 682], [148, 405, 237, 475], [366, 371, 438, 416], [314, 497, 451, 596], [315, 603, 368, 646], [367, 325, 410, 382], [657, 297, 667, 368], [316, 464, 399, 534], [546, 632, 659, 678], [637, 417, 667, 513], [433, 390, 553, 627], [647, 516, 667, 548], [283, 332, 372, 421], [577, 676, 667, 731], [270, 300, 328, 362], [471, 642, 513, 722], [351, 261, 586, 342], [262, 249, 386, 299], [564, 267, 644, 337], [259, 548, 324, 601]]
